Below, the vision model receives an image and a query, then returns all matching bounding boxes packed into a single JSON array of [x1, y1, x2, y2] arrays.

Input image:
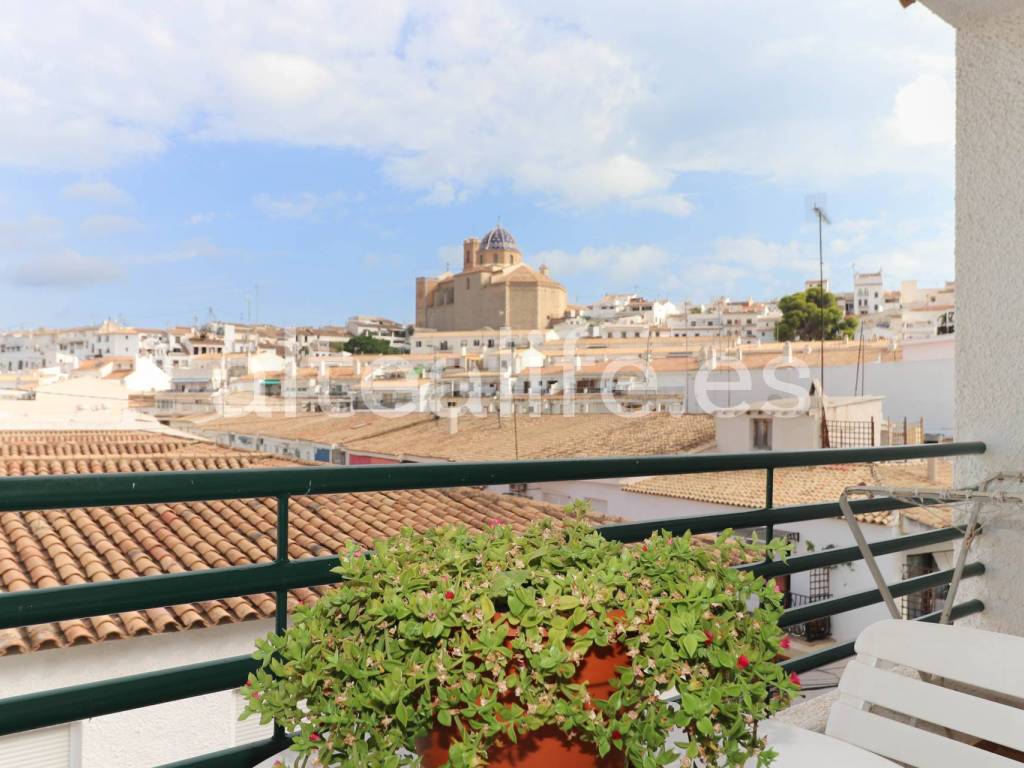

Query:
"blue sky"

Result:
[[0, 1, 955, 329]]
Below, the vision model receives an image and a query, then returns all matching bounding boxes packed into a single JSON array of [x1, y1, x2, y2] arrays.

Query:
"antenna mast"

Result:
[[807, 195, 831, 395]]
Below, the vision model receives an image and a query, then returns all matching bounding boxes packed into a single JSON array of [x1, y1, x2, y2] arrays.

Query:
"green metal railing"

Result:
[[0, 441, 986, 767]]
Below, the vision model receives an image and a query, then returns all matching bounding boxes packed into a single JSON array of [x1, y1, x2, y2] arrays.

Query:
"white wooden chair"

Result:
[[810, 619, 1024, 767]]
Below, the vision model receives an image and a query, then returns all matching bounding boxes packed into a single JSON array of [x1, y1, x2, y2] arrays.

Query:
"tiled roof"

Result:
[[192, 412, 438, 445], [0, 430, 591, 655], [625, 460, 954, 527], [344, 413, 716, 461]]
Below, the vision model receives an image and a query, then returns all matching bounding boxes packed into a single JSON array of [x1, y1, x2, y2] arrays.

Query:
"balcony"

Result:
[[0, 441, 988, 766]]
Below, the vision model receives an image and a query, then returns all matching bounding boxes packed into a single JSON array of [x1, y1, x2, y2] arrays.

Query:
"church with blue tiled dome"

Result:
[[415, 225, 567, 331]]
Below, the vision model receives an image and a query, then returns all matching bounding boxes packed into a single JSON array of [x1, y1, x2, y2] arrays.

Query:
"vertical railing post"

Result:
[[274, 493, 289, 743], [763, 467, 775, 562]]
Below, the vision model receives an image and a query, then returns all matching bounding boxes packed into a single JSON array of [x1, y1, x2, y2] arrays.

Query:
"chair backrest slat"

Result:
[[838, 660, 1024, 753], [827, 702, 1021, 768], [854, 621, 1024, 698], [824, 620, 1024, 766]]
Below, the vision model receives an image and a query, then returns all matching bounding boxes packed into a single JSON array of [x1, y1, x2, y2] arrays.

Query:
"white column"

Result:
[[945, 3, 1024, 634]]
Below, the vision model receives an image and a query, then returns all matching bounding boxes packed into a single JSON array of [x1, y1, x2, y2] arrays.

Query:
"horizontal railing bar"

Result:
[[0, 654, 257, 738], [0, 556, 341, 630], [781, 599, 985, 675], [743, 526, 968, 577], [600, 496, 941, 542], [0, 442, 984, 513], [780, 563, 984, 627], [0, 526, 968, 631], [158, 736, 291, 768]]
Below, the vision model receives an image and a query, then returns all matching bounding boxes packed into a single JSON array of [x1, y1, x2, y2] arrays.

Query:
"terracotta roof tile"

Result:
[[344, 413, 715, 461], [625, 460, 954, 527], [0, 430, 602, 656]]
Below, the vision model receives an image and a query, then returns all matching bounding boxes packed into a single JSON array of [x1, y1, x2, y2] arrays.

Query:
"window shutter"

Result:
[[234, 693, 274, 746], [0, 725, 73, 768]]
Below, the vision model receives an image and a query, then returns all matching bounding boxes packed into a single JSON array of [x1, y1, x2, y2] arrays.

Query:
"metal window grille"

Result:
[[783, 568, 833, 641], [825, 419, 875, 448]]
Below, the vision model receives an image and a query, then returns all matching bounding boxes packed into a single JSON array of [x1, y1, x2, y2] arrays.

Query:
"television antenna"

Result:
[[806, 194, 831, 396]]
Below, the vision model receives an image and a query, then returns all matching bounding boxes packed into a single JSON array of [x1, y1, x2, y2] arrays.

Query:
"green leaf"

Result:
[[480, 595, 496, 621]]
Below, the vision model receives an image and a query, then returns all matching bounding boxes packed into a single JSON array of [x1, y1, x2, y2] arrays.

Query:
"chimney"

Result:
[[539, 264, 550, 277], [447, 406, 460, 435], [927, 457, 938, 483], [783, 341, 793, 363]]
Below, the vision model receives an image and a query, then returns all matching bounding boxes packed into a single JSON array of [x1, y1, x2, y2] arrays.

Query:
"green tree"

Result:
[[342, 333, 403, 355], [775, 286, 858, 341]]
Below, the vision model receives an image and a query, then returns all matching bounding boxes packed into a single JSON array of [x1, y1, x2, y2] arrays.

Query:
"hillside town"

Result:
[[0, 226, 955, 432], [7, 0, 1023, 765]]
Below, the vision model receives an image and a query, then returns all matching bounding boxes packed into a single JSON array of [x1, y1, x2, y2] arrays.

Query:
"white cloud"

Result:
[[63, 180, 131, 205], [0, 1, 955, 207], [534, 244, 671, 284], [188, 212, 215, 225], [132, 239, 222, 265], [831, 217, 880, 255], [885, 73, 955, 147], [7, 251, 122, 288], [681, 237, 821, 298], [631, 194, 694, 218], [83, 214, 141, 235]]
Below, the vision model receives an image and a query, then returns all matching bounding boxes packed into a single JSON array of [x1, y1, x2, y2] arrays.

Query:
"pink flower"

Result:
[[309, 732, 322, 742], [773, 580, 783, 593], [611, 730, 622, 741], [780, 636, 791, 650], [488, 518, 502, 528], [789, 672, 801, 687], [444, 590, 455, 601], [737, 655, 750, 670], [704, 631, 714, 646]]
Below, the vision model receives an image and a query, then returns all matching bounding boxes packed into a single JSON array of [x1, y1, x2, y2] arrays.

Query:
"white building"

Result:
[[853, 271, 885, 315], [667, 298, 781, 343], [713, 391, 884, 452], [346, 316, 410, 351]]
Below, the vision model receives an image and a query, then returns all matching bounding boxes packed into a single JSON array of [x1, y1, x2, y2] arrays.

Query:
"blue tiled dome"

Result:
[[479, 225, 519, 253]]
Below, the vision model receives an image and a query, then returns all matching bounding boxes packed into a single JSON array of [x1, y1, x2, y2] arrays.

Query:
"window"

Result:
[[752, 418, 772, 450], [0, 723, 80, 767]]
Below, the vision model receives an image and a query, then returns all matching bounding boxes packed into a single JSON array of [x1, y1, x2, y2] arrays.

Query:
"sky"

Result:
[[0, 0, 956, 329]]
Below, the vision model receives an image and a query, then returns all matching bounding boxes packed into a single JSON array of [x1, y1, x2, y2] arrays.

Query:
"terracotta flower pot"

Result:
[[417, 641, 630, 768]]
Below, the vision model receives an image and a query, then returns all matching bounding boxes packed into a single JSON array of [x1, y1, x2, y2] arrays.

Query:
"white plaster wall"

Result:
[[950, 4, 1024, 636], [0, 619, 275, 767], [786, 517, 901, 644]]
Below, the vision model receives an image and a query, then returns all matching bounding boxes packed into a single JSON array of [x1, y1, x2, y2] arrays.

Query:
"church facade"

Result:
[[415, 226, 567, 331]]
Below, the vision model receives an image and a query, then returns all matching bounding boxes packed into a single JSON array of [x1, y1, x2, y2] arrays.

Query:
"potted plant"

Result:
[[242, 509, 799, 767]]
